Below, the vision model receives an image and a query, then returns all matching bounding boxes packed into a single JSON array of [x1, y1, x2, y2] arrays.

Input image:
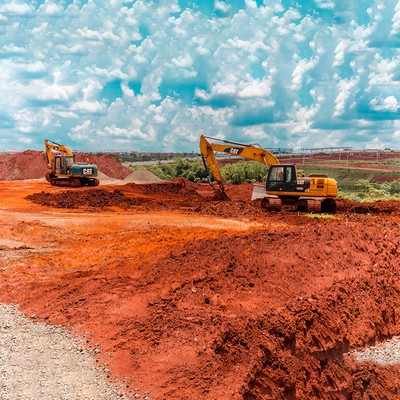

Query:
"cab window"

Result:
[[269, 166, 285, 181], [285, 167, 292, 182]]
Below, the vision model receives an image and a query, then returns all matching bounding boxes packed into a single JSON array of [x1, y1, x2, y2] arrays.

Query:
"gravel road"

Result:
[[0, 304, 129, 400]]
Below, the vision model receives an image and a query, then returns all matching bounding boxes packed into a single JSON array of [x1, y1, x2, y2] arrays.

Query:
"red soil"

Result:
[[0, 178, 400, 399]]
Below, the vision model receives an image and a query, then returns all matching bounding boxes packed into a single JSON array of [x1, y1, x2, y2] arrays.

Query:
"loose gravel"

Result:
[[351, 336, 400, 366], [0, 304, 129, 400]]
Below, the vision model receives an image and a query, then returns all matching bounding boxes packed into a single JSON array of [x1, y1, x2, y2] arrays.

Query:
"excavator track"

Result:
[[50, 178, 82, 187], [50, 178, 99, 187], [261, 197, 282, 212], [304, 200, 321, 213]]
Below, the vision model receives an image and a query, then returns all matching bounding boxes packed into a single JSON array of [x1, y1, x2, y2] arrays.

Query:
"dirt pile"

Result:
[[336, 198, 400, 214], [0, 151, 47, 180], [123, 169, 163, 183], [24, 180, 270, 219], [25, 180, 200, 210], [25, 180, 400, 219], [25, 189, 145, 209]]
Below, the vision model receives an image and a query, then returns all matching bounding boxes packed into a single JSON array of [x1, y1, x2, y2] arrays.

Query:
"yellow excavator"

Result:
[[44, 139, 100, 187], [199, 135, 337, 213]]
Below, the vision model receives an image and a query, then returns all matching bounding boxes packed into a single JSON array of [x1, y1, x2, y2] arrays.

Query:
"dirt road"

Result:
[[2, 180, 400, 399]]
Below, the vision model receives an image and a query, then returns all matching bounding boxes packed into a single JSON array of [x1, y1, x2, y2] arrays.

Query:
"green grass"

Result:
[[306, 213, 336, 219]]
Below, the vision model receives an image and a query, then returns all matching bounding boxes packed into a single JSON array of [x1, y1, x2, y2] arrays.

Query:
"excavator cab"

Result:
[[53, 155, 74, 175], [266, 165, 297, 192]]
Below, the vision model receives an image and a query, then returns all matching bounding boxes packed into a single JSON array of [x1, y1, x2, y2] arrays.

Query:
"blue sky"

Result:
[[1, 0, 400, 152]]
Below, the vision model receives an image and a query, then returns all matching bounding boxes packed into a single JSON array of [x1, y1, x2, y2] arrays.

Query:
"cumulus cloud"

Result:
[[334, 78, 359, 117], [370, 96, 399, 112], [0, 0, 399, 151], [38, 2, 63, 17], [0, 2, 34, 17]]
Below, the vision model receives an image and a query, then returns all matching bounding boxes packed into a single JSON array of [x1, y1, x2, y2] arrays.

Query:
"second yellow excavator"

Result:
[[44, 139, 100, 187], [199, 135, 337, 213]]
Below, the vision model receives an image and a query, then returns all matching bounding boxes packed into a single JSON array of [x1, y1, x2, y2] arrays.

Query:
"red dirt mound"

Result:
[[0, 151, 47, 180], [26, 181, 400, 221], [336, 198, 400, 214], [25, 189, 145, 209], [24, 181, 271, 220]]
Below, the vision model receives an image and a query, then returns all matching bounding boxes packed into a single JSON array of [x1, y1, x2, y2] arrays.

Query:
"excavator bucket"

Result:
[[212, 188, 230, 201], [251, 183, 266, 200]]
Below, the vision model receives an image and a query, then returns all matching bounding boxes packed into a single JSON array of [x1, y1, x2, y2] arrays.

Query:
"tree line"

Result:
[[129, 158, 267, 184]]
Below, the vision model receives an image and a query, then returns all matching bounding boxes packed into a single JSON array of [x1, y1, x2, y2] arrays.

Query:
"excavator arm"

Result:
[[199, 135, 280, 199]]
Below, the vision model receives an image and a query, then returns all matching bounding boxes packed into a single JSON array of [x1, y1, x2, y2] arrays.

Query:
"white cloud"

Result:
[[242, 127, 271, 140], [214, 1, 231, 14], [18, 136, 33, 144], [0, 44, 26, 56], [69, 120, 93, 142], [0, 2, 34, 16], [238, 79, 272, 99], [391, 0, 400, 35], [57, 44, 86, 55], [76, 27, 118, 42], [104, 125, 148, 140], [39, 2, 63, 17], [315, 0, 335, 10], [22, 61, 47, 74], [334, 78, 358, 117], [70, 100, 105, 113], [333, 40, 349, 67], [368, 55, 399, 85], [171, 54, 193, 68], [370, 96, 399, 112], [393, 130, 400, 139], [291, 58, 318, 90], [290, 102, 319, 134], [245, 0, 258, 9]]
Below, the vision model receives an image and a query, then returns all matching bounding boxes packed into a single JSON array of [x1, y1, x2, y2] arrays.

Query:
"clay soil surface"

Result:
[[3, 179, 400, 399]]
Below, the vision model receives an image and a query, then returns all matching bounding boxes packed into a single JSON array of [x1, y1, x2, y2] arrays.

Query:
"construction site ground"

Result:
[[2, 176, 400, 400]]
